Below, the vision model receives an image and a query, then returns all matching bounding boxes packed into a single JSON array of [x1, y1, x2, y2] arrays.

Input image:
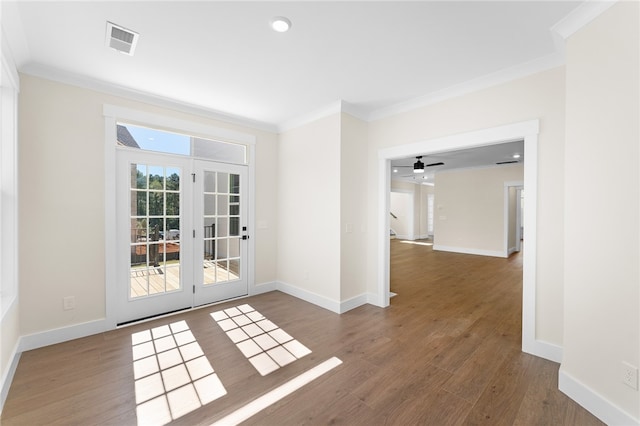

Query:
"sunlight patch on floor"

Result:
[[131, 320, 227, 426], [211, 304, 311, 376], [210, 356, 342, 426], [399, 240, 433, 246]]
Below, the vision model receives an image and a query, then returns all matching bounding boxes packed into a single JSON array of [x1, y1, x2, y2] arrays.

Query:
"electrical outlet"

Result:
[[622, 362, 638, 390], [63, 296, 75, 311]]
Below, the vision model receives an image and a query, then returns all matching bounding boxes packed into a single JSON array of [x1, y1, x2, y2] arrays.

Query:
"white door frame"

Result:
[[104, 105, 256, 328], [376, 120, 558, 362]]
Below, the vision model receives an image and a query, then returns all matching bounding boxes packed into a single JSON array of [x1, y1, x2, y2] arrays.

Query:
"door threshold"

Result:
[[116, 293, 250, 328], [117, 306, 192, 327]]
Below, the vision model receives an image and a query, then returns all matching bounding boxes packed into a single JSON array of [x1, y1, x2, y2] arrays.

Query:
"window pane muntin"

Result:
[[201, 170, 242, 286], [129, 163, 182, 299]]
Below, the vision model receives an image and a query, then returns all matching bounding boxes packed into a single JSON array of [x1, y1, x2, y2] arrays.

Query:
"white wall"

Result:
[[433, 164, 523, 256], [561, 2, 639, 423], [17, 74, 279, 336], [277, 113, 341, 303], [368, 67, 566, 346]]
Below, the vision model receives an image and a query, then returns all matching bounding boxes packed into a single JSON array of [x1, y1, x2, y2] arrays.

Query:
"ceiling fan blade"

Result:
[[426, 162, 444, 167]]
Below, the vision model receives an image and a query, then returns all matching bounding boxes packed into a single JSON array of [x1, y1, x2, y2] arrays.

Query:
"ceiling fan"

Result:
[[396, 156, 444, 174]]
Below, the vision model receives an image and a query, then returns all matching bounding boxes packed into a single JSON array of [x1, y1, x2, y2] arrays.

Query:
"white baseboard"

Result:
[[276, 281, 342, 313], [523, 338, 563, 363], [13, 281, 367, 353], [393, 234, 414, 240], [275, 282, 371, 314], [508, 246, 518, 255], [433, 244, 506, 258], [338, 293, 370, 313], [0, 342, 21, 415], [559, 368, 639, 426], [16, 282, 277, 352], [250, 281, 278, 295], [19, 318, 110, 353]]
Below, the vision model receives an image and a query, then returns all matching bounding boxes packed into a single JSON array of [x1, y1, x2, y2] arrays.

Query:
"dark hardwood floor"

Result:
[[1, 239, 604, 425]]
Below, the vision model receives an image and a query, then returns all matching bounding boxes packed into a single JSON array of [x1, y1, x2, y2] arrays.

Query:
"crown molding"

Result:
[[339, 101, 370, 123], [277, 100, 343, 133], [276, 100, 369, 133], [551, 0, 618, 40], [368, 51, 564, 122], [20, 63, 279, 134]]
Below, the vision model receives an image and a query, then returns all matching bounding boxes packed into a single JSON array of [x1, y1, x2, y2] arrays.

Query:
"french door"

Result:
[[193, 160, 248, 306], [116, 150, 248, 324]]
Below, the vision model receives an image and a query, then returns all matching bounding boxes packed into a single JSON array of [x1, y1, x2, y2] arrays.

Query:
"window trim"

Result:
[[0, 54, 19, 321]]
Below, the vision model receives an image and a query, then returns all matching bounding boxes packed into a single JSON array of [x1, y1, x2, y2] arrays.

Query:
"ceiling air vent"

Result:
[[105, 21, 139, 56]]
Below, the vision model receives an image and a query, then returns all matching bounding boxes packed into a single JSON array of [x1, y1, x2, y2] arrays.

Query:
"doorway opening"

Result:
[[377, 120, 547, 359]]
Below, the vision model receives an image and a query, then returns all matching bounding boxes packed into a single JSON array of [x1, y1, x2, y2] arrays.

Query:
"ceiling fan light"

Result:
[[413, 159, 424, 173]]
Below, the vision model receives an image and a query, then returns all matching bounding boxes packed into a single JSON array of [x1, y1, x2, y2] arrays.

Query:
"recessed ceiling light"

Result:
[[513, 154, 521, 159], [270, 17, 291, 33], [393, 169, 398, 173]]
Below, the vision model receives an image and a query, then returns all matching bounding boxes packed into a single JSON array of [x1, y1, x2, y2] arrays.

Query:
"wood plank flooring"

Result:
[[1, 239, 604, 425]]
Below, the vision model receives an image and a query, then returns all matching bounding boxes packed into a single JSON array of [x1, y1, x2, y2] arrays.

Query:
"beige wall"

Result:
[[433, 164, 523, 255], [367, 67, 566, 346], [18, 74, 278, 335], [340, 113, 368, 301], [562, 1, 639, 420], [276, 111, 368, 305], [277, 113, 341, 302]]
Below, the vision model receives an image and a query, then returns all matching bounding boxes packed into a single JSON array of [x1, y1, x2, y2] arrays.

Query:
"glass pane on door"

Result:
[[129, 163, 182, 298], [202, 171, 241, 286]]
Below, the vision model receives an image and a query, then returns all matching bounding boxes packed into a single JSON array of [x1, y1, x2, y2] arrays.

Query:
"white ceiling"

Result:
[[390, 140, 524, 185], [4, 1, 583, 131]]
